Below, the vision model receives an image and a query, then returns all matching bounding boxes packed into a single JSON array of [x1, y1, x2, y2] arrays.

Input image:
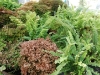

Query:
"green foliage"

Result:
[[17, 0, 67, 16], [0, 12, 11, 28], [50, 6, 100, 75], [0, 18, 26, 72], [50, 31, 100, 75], [1, 23, 27, 42], [9, 5, 100, 75], [39, 0, 67, 15], [0, 65, 6, 72], [0, 65, 6, 75], [0, 0, 20, 10], [0, 34, 21, 72], [0, 36, 6, 51]]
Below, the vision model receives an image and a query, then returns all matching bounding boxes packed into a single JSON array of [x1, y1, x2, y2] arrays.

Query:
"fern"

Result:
[[9, 6, 100, 75]]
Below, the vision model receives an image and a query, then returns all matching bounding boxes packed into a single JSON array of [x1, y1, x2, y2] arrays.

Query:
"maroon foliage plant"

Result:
[[19, 38, 58, 75]]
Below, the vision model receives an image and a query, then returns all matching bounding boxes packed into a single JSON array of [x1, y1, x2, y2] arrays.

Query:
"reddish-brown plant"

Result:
[[19, 38, 58, 75], [0, 8, 17, 28]]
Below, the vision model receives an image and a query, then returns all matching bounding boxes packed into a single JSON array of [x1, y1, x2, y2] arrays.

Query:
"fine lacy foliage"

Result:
[[0, 8, 17, 28], [0, 8, 26, 73], [0, 8, 11, 28], [19, 38, 58, 75], [17, 0, 66, 16]]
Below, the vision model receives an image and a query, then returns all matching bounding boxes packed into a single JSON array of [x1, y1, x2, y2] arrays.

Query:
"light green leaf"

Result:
[[50, 61, 66, 75], [0, 66, 6, 72]]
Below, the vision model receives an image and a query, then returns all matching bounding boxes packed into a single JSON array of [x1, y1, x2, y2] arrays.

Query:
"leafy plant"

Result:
[[50, 6, 100, 75], [0, 36, 6, 51], [0, 0, 20, 10], [50, 31, 100, 75], [19, 38, 58, 75], [9, 5, 100, 75], [0, 65, 6, 75], [17, 0, 66, 16]]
